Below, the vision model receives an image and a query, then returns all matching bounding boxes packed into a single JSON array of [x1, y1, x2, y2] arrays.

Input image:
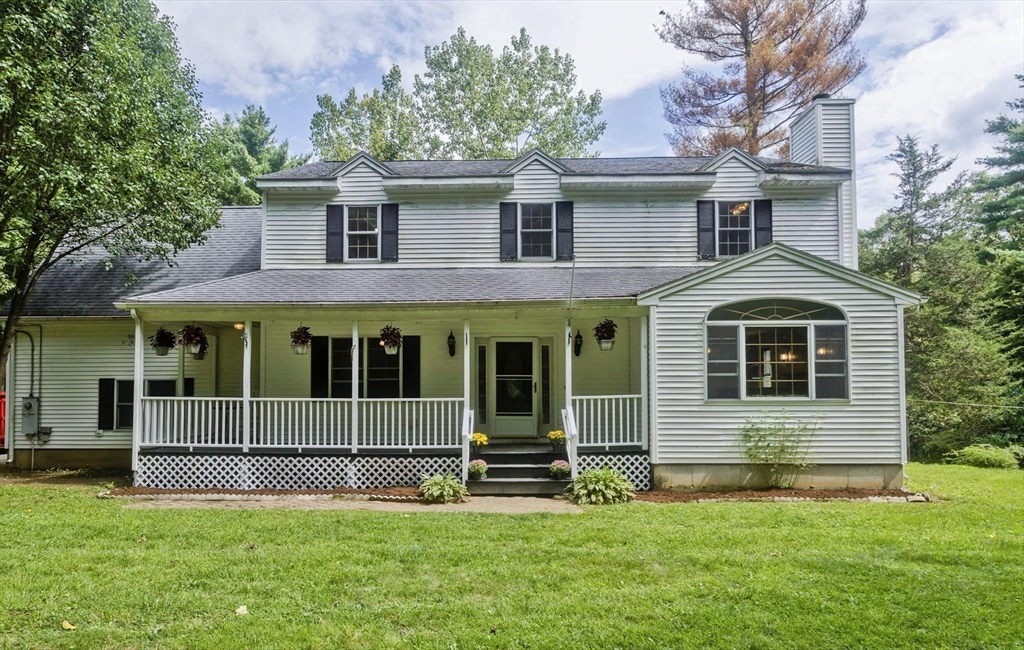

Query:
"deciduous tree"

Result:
[[657, 0, 867, 156], [0, 0, 221, 388], [413, 28, 605, 159], [309, 65, 423, 161]]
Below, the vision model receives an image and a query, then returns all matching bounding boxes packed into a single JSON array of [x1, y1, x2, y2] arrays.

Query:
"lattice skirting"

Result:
[[135, 454, 460, 490], [578, 453, 651, 491]]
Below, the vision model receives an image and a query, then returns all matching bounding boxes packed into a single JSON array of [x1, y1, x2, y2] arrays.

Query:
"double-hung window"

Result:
[[705, 299, 849, 400], [519, 203, 554, 260], [115, 379, 134, 429], [346, 205, 379, 261], [717, 201, 753, 257]]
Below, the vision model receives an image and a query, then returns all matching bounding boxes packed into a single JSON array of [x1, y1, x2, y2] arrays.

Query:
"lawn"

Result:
[[1, 464, 1022, 649]]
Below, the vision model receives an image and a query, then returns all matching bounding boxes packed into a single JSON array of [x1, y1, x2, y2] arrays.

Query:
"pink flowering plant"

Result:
[[468, 459, 488, 479], [549, 460, 571, 478]]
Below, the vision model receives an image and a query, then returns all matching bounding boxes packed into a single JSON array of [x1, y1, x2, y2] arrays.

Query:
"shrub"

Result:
[[944, 444, 1019, 469], [418, 473, 469, 503], [739, 410, 819, 488], [1010, 445, 1024, 468], [567, 467, 635, 505]]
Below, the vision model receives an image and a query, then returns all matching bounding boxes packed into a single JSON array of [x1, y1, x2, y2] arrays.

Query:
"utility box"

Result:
[[21, 396, 39, 435]]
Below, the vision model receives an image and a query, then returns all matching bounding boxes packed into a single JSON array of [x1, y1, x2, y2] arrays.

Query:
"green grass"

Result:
[[1, 464, 1022, 649]]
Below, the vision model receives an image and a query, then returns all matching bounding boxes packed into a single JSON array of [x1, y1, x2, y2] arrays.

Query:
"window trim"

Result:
[[517, 202, 556, 261], [703, 319, 851, 403], [343, 204, 382, 263], [715, 200, 756, 259], [115, 378, 134, 430]]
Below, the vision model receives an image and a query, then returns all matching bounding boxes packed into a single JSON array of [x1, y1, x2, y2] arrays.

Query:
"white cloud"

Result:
[[851, 1, 1024, 226]]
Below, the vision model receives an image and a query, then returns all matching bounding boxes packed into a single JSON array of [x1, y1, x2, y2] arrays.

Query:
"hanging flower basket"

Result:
[[593, 319, 617, 351], [148, 328, 176, 357], [178, 324, 208, 359], [291, 326, 312, 355], [379, 325, 402, 355]]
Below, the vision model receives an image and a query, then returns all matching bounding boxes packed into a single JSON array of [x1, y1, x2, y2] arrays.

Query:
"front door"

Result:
[[491, 339, 538, 438]]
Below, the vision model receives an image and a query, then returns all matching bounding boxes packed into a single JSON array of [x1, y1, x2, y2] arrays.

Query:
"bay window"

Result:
[[705, 299, 849, 400]]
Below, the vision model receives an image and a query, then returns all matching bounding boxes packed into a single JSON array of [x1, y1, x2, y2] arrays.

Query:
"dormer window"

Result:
[[519, 203, 555, 260], [346, 205, 379, 261]]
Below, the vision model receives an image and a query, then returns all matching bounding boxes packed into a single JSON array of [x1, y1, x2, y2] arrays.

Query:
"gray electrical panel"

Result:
[[21, 396, 39, 435]]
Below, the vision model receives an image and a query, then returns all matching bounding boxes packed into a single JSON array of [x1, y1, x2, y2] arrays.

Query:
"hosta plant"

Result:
[[567, 467, 635, 505], [418, 473, 469, 504]]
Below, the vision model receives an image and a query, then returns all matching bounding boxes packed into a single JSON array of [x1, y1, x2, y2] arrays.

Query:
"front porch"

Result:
[[128, 307, 652, 489]]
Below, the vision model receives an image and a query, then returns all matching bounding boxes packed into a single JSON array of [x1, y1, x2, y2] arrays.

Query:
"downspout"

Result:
[[15, 325, 43, 470]]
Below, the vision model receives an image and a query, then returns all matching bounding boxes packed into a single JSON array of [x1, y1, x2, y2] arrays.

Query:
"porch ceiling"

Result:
[[117, 267, 701, 308]]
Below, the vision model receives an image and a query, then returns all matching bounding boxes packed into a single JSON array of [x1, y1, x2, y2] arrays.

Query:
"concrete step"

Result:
[[474, 449, 566, 465], [468, 478, 570, 496], [483, 463, 557, 479]]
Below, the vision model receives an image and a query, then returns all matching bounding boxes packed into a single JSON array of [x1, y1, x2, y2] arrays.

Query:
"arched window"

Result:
[[706, 298, 848, 400]]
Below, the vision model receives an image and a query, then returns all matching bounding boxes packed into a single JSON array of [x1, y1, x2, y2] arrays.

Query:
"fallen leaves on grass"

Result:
[[61, 621, 76, 630]]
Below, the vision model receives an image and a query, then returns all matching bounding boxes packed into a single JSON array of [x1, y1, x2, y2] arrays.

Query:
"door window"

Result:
[[495, 342, 533, 416]]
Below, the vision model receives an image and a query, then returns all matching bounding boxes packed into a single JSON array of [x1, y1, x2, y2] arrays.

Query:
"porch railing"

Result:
[[141, 397, 245, 448], [358, 398, 463, 449], [572, 395, 644, 448], [140, 397, 464, 451], [250, 398, 351, 449]]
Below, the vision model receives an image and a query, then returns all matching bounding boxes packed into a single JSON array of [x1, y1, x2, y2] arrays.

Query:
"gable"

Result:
[[638, 244, 921, 305]]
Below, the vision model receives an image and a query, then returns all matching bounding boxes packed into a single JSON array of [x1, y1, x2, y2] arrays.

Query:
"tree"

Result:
[[412, 28, 605, 159], [0, 0, 221, 389], [859, 135, 955, 284], [309, 65, 424, 161], [975, 74, 1024, 239], [657, 0, 867, 156], [213, 105, 310, 206], [860, 137, 1020, 459]]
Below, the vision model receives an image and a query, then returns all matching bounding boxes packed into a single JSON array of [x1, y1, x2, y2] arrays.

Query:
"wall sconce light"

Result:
[[447, 330, 456, 357], [574, 330, 583, 357], [233, 322, 245, 330]]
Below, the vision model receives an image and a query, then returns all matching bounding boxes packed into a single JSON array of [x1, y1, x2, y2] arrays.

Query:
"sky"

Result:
[[154, 0, 1024, 228]]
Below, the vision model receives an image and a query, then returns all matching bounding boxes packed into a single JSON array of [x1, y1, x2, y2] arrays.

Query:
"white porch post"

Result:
[[131, 310, 143, 472], [351, 321, 359, 453], [462, 320, 470, 410], [640, 314, 649, 451], [242, 320, 252, 452], [648, 306, 659, 465], [176, 343, 184, 396], [564, 319, 573, 412]]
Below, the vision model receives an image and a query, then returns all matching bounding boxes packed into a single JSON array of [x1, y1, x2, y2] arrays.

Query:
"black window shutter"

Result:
[[310, 336, 330, 398], [499, 202, 518, 261], [402, 336, 421, 398], [326, 205, 345, 263], [381, 203, 399, 262], [697, 200, 716, 259], [184, 378, 195, 397], [754, 200, 773, 248], [555, 201, 574, 260], [98, 378, 115, 430]]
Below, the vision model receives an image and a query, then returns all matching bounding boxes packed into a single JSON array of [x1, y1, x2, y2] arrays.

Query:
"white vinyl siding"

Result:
[[262, 159, 844, 268], [8, 321, 217, 450], [650, 254, 902, 465]]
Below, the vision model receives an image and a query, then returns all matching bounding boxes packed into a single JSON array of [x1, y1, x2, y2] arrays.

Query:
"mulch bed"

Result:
[[634, 487, 918, 503], [108, 486, 420, 498]]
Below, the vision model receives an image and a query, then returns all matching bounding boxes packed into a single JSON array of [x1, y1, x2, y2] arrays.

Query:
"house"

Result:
[[4, 96, 919, 492]]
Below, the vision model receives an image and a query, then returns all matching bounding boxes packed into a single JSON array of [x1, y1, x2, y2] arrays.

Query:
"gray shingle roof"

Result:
[[122, 267, 702, 305], [17, 206, 262, 317], [259, 154, 845, 180]]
